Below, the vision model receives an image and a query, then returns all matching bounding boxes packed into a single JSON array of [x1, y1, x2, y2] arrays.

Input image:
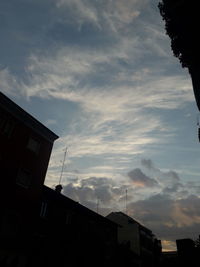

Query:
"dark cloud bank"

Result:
[[63, 159, 200, 248], [128, 168, 158, 187]]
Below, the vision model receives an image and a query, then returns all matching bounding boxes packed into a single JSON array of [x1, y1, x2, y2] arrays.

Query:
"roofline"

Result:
[[109, 211, 139, 223], [0, 92, 59, 143], [42, 185, 119, 227], [162, 251, 177, 254], [107, 211, 153, 233]]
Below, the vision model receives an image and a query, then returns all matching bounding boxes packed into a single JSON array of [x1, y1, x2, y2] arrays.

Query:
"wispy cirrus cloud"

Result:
[[0, 0, 194, 196], [1, 0, 199, 251], [55, 0, 148, 32]]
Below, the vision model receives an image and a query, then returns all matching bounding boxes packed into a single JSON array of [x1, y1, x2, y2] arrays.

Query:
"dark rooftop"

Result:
[[42, 185, 118, 228], [0, 92, 58, 143]]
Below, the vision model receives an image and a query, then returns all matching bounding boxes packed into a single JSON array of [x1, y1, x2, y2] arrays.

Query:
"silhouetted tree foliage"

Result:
[[158, 0, 199, 69]]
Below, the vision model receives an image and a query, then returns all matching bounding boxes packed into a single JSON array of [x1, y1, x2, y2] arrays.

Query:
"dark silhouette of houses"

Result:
[[0, 92, 118, 267], [160, 251, 178, 267], [0, 92, 162, 266], [160, 238, 200, 267], [0, 92, 58, 266], [106, 212, 162, 267], [176, 238, 197, 267], [0, 92, 58, 202], [160, 237, 200, 267], [32, 185, 118, 267]]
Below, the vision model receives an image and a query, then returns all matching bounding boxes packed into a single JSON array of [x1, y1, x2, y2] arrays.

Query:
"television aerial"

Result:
[[55, 146, 68, 193]]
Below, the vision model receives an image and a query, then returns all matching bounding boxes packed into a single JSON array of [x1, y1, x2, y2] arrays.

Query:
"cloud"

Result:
[[128, 193, 200, 247], [127, 168, 158, 187], [0, 68, 21, 97], [63, 182, 95, 203], [45, 119, 57, 126], [2, 45, 193, 112], [1, 0, 200, 252], [60, 169, 200, 250], [162, 240, 176, 251], [54, 156, 200, 250], [55, 0, 148, 33], [63, 177, 112, 204], [176, 195, 200, 219], [62, 176, 128, 215], [55, 0, 100, 27], [141, 158, 155, 170], [139, 159, 200, 200], [141, 159, 183, 193], [163, 183, 183, 194], [1, 41, 192, 174], [163, 171, 180, 183]]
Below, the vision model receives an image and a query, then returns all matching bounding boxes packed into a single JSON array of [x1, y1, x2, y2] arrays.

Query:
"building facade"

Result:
[[30, 185, 118, 267], [176, 238, 198, 267], [0, 92, 58, 266], [106, 212, 162, 267], [0, 92, 161, 267], [0, 92, 118, 267]]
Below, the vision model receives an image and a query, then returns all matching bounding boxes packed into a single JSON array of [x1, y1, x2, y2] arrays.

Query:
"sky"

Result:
[[1, 0, 200, 251]]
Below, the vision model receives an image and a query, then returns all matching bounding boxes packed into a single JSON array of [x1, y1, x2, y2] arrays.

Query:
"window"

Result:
[[40, 202, 47, 218], [3, 120, 15, 137], [27, 137, 40, 154], [16, 169, 31, 188], [1, 211, 19, 236], [0, 114, 6, 129], [65, 213, 72, 225], [0, 114, 15, 137]]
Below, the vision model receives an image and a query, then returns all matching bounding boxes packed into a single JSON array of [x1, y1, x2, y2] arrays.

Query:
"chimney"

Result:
[[55, 184, 63, 193]]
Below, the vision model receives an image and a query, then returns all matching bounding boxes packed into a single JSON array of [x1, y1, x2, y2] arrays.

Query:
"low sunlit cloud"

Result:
[[162, 240, 176, 251]]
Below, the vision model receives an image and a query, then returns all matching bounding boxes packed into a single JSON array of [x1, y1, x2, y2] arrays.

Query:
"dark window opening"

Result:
[[0, 114, 15, 137], [27, 137, 40, 154], [40, 202, 47, 218], [65, 213, 72, 224], [16, 169, 31, 188], [0, 114, 6, 129]]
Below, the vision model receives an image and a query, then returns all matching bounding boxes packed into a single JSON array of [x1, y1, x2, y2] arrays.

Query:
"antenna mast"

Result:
[[125, 189, 128, 215], [197, 114, 200, 142], [97, 198, 99, 214], [59, 147, 67, 185]]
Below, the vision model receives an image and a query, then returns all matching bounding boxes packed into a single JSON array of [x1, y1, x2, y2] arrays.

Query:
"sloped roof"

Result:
[[0, 92, 58, 143]]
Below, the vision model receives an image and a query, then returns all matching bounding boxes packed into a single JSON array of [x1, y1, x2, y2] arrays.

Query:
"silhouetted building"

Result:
[[161, 251, 178, 267], [0, 92, 58, 266], [106, 212, 162, 267], [0, 92, 161, 267], [176, 238, 197, 267], [32, 185, 118, 267]]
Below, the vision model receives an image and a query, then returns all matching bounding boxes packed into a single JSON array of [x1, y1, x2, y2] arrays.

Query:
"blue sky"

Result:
[[1, 0, 200, 250]]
